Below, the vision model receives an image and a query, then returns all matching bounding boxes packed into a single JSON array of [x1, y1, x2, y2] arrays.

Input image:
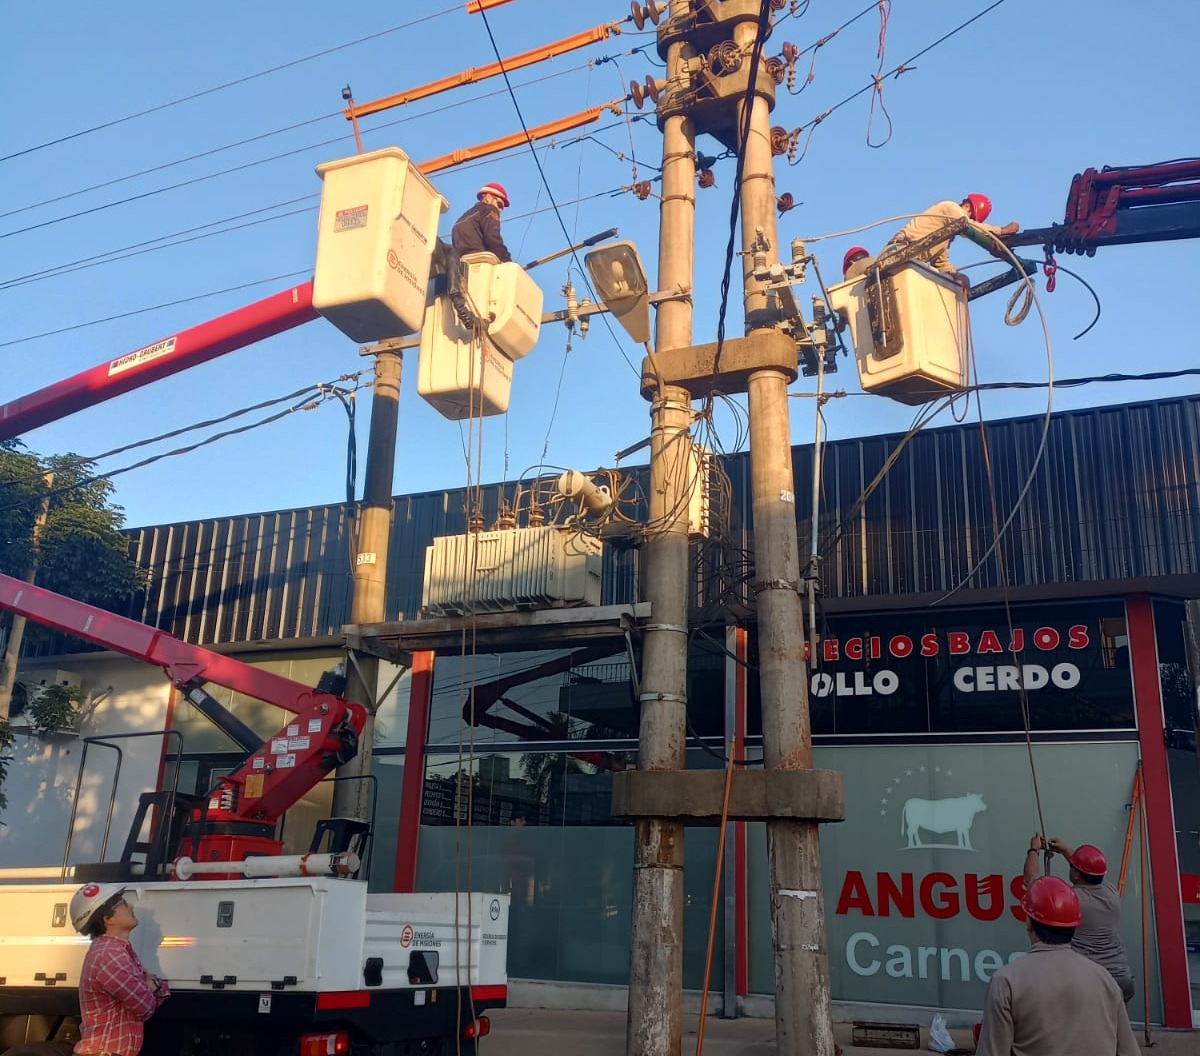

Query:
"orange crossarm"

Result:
[[467, 0, 517, 11], [345, 24, 620, 120], [417, 103, 617, 174]]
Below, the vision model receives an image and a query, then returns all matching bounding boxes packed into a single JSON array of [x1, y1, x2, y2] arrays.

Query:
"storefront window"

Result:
[[416, 749, 725, 990], [1154, 598, 1200, 1013], [748, 600, 1136, 738], [747, 741, 1158, 1016]]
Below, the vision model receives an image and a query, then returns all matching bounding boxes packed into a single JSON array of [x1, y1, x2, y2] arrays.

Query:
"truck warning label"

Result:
[[108, 337, 177, 377], [335, 204, 369, 232]]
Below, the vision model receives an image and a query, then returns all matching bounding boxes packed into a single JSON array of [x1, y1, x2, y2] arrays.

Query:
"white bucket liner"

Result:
[[313, 147, 448, 343]]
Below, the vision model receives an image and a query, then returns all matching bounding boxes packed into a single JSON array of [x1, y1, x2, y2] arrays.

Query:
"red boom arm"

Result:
[[0, 571, 365, 859], [0, 282, 317, 442]]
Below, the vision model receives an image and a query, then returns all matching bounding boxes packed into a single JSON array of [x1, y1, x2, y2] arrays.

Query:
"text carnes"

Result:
[[835, 871, 1028, 922]]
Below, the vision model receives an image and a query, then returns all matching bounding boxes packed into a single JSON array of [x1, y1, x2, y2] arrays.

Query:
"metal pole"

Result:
[[331, 346, 402, 822], [734, 13, 836, 1056], [627, 8, 696, 1052]]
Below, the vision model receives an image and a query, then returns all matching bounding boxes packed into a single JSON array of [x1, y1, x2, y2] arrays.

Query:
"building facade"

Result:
[[4, 395, 1199, 1026]]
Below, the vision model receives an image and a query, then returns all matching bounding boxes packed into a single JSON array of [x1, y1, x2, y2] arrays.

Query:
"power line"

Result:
[[0, 271, 311, 348], [0, 196, 319, 290], [778, 0, 1013, 164], [475, 6, 642, 380], [0, 59, 615, 243], [0, 6, 461, 163]]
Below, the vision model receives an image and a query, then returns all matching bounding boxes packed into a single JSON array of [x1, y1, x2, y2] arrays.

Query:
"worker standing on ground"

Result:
[[451, 182, 512, 262], [70, 883, 170, 1056], [878, 194, 1019, 289], [975, 876, 1138, 1056], [1025, 833, 1136, 1003]]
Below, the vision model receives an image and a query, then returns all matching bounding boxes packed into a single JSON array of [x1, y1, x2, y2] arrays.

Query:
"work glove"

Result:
[[1000, 222, 1020, 237]]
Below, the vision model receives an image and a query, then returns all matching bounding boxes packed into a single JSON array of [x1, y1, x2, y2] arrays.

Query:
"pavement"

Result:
[[484, 1007, 1195, 1055]]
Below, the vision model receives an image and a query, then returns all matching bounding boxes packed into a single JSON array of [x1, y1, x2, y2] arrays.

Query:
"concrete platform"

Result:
[[484, 1006, 1193, 1055]]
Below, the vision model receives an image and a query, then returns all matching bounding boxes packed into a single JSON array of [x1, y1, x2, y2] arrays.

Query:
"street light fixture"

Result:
[[584, 240, 652, 345]]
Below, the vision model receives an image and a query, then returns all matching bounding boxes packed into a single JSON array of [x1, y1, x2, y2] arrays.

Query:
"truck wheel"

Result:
[[5, 1044, 75, 1056]]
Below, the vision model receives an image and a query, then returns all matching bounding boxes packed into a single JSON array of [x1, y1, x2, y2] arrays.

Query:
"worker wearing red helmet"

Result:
[[1024, 833, 1136, 1002], [975, 876, 1138, 1056], [878, 193, 1020, 290], [842, 245, 873, 281], [450, 181, 512, 263]]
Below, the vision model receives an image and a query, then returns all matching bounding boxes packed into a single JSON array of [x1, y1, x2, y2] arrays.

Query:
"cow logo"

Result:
[[901, 793, 987, 850], [877, 765, 987, 852]]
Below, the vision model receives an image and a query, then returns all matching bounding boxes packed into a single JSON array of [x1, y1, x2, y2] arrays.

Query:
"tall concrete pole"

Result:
[[332, 346, 401, 822], [627, 8, 697, 1053], [734, 14, 836, 1056]]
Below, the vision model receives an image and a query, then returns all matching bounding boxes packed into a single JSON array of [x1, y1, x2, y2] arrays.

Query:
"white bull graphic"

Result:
[[901, 793, 987, 849]]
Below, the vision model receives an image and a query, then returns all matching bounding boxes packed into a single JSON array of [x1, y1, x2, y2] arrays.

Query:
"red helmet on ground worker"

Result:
[[964, 193, 992, 223], [1067, 844, 1108, 879], [477, 183, 510, 208], [1021, 876, 1082, 928], [843, 246, 869, 276]]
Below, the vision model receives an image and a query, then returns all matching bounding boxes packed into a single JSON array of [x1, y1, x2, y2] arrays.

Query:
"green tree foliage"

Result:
[[0, 440, 148, 602]]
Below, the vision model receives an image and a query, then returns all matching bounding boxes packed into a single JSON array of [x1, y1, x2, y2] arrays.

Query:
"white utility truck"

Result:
[[0, 573, 509, 1056]]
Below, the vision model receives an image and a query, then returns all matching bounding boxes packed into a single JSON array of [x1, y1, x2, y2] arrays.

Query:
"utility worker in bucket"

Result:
[[975, 876, 1138, 1056], [451, 181, 512, 263], [842, 245, 873, 281], [1026, 833, 1136, 1003], [877, 194, 1020, 290], [70, 883, 170, 1056]]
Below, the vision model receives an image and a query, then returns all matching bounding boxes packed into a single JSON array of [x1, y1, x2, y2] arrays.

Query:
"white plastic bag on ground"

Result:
[[928, 1012, 955, 1053]]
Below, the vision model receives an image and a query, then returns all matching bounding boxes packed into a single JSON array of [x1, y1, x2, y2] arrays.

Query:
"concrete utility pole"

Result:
[[626, 6, 697, 1053], [331, 344, 402, 822], [734, 12, 836, 1056]]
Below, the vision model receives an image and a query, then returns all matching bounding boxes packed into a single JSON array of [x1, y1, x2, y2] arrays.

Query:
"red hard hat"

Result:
[[1021, 876, 1081, 928], [964, 193, 992, 223], [477, 182, 510, 208], [842, 246, 869, 275], [1067, 844, 1108, 878]]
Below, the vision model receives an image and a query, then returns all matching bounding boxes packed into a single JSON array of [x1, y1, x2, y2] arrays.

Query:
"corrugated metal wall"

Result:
[[111, 395, 1200, 647]]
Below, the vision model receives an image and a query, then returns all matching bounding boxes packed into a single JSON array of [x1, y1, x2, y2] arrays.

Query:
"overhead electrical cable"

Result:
[[0, 271, 310, 348], [0, 5, 462, 163], [475, 5, 642, 378], [0, 64, 619, 242], [2, 53, 627, 224], [777, 0, 1013, 164]]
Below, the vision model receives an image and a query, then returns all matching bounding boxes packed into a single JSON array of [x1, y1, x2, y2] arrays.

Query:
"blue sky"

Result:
[[2, 0, 1196, 529]]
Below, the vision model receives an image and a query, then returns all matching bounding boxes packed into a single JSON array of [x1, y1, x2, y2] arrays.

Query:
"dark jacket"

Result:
[[450, 201, 511, 262]]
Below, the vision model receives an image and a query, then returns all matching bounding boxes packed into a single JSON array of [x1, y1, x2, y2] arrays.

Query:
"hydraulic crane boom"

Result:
[[1008, 158, 1200, 253], [0, 282, 317, 442], [0, 570, 365, 867]]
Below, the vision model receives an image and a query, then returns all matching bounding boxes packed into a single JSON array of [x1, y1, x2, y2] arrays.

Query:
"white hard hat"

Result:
[[70, 882, 126, 934]]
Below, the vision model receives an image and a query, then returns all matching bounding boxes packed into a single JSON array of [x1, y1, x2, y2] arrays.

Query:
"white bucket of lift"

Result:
[[459, 253, 544, 361], [417, 293, 515, 420], [828, 261, 970, 405], [312, 147, 448, 343]]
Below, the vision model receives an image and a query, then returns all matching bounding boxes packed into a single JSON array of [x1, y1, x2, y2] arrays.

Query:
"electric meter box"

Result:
[[828, 262, 970, 405], [312, 147, 448, 343], [460, 253, 544, 361], [418, 294, 515, 419]]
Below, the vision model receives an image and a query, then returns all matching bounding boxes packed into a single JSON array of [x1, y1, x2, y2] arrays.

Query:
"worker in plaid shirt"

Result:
[[69, 883, 170, 1056]]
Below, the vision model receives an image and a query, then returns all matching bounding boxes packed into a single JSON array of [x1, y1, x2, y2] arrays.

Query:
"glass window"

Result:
[[416, 749, 724, 990], [748, 600, 1136, 737], [426, 646, 636, 749]]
